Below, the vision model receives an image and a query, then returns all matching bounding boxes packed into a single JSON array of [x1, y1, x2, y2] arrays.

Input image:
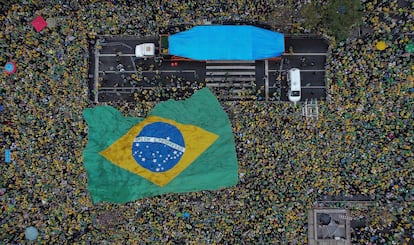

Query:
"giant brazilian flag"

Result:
[[82, 88, 238, 203]]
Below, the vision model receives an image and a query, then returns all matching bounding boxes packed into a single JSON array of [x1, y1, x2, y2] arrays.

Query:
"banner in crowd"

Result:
[[82, 88, 238, 203]]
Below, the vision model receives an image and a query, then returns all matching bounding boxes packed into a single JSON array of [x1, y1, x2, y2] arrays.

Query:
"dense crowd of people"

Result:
[[1, 0, 413, 243]]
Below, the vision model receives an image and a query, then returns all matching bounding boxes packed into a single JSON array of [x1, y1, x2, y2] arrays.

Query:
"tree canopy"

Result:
[[301, 0, 363, 41]]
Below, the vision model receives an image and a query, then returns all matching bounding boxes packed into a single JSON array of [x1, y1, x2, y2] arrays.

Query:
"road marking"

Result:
[[283, 53, 328, 56], [206, 71, 255, 76], [206, 66, 255, 70], [268, 69, 325, 72], [94, 44, 100, 103], [98, 54, 137, 57], [206, 60, 255, 64], [302, 86, 326, 89], [99, 86, 197, 90], [99, 70, 196, 73], [205, 77, 255, 82], [205, 82, 254, 87], [265, 59, 269, 101], [300, 70, 326, 72]]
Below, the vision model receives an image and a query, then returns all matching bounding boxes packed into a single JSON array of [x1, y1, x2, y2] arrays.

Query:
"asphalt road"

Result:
[[88, 34, 329, 103]]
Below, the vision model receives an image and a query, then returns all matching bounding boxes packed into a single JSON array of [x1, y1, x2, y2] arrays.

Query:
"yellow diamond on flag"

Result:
[[100, 116, 218, 187]]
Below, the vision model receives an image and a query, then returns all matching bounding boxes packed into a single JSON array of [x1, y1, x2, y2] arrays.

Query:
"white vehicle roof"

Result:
[[288, 68, 301, 103], [135, 43, 155, 57], [288, 68, 301, 91]]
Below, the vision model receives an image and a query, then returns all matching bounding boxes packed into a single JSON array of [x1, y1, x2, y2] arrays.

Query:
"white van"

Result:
[[135, 43, 155, 58], [287, 68, 301, 103]]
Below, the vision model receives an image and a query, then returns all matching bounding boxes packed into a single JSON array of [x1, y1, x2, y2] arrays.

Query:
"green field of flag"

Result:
[[82, 88, 239, 203]]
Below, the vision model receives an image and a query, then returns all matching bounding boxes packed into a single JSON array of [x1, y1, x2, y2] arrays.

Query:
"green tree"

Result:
[[300, 2, 322, 31], [323, 0, 363, 41], [300, 0, 363, 40]]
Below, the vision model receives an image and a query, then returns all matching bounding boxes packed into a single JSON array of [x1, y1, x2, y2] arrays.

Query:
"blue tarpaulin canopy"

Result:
[[168, 25, 285, 60]]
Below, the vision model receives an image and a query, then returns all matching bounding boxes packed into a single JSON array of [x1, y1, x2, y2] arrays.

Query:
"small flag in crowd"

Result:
[[24, 226, 39, 241], [31, 16, 47, 32], [405, 42, 414, 53], [4, 61, 16, 75], [375, 41, 387, 51], [83, 88, 239, 203], [5, 149, 11, 163]]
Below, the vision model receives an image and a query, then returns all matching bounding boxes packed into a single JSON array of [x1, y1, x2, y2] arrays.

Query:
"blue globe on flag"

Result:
[[132, 122, 185, 172]]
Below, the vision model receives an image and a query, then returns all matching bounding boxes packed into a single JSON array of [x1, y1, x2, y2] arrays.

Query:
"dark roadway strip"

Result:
[[90, 35, 329, 102]]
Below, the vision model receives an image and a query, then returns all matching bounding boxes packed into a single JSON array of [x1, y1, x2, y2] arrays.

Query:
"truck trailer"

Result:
[[135, 25, 285, 61]]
